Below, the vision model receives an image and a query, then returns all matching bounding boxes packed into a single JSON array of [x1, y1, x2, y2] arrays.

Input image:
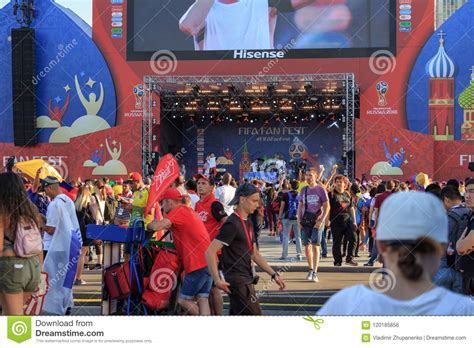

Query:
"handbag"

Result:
[[301, 187, 318, 228]]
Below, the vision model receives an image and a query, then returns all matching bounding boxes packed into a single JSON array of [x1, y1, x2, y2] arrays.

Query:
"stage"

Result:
[[144, 74, 357, 182]]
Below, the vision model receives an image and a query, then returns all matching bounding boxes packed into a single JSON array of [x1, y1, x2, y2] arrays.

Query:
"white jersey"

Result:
[[204, 0, 271, 50], [318, 285, 474, 316]]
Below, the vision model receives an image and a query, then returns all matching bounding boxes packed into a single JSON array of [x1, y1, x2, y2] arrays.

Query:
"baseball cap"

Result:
[[160, 188, 183, 201], [40, 176, 61, 190], [194, 174, 215, 186], [117, 178, 124, 185], [129, 172, 142, 182], [229, 183, 259, 206], [377, 191, 448, 244]]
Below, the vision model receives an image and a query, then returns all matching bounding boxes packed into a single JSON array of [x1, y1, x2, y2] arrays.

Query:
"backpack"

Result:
[[104, 196, 116, 222], [11, 219, 43, 258], [77, 205, 96, 235], [287, 191, 298, 220], [271, 200, 280, 214]]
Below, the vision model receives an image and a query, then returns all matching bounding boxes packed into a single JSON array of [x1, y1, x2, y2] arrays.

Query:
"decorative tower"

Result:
[[426, 31, 456, 141], [239, 140, 251, 182], [459, 67, 474, 141]]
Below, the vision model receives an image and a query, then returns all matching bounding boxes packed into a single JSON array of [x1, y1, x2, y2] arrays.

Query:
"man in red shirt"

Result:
[[195, 174, 228, 240], [194, 174, 227, 315], [147, 188, 212, 315]]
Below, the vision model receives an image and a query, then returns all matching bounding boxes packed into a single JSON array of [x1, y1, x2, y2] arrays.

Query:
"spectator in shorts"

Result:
[[318, 192, 474, 315], [194, 174, 227, 315], [148, 189, 212, 315], [0, 173, 42, 315], [297, 169, 330, 282]]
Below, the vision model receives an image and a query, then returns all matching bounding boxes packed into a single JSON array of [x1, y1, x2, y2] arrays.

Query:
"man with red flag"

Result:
[[194, 174, 227, 314]]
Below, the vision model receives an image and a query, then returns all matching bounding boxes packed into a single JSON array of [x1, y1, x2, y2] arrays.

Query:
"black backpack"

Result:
[[104, 196, 116, 222]]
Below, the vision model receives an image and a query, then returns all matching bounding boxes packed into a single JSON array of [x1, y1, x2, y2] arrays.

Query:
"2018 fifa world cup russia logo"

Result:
[[376, 81, 389, 107], [133, 84, 144, 108]]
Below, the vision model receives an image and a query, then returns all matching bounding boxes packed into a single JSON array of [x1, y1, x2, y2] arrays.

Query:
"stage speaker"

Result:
[[11, 27, 37, 147]]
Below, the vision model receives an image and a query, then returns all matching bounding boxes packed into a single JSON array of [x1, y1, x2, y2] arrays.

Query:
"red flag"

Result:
[[144, 154, 180, 216]]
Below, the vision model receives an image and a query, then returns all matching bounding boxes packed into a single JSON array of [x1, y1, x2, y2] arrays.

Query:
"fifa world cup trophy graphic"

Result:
[[376, 81, 389, 107], [133, 84, 144, 108]]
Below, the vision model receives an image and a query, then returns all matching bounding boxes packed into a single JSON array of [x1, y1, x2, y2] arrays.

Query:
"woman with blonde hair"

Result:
[[74, 186, 96, 285]]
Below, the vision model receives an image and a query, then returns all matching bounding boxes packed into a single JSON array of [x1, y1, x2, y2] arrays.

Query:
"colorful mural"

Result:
[[0, 0, 473, 181]]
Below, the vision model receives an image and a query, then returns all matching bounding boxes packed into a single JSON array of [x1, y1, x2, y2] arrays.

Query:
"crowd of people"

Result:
[[1, 162, 474, 316]]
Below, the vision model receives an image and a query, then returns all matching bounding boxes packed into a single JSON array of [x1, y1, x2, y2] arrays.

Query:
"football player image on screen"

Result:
[[179, 0, 314, 51]]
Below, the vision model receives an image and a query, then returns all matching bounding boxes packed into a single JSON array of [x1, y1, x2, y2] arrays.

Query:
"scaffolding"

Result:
[[144, 73, 356, 179]]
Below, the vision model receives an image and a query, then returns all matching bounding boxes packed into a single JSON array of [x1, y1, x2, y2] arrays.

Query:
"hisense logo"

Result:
[[233, 50, 286, 59]]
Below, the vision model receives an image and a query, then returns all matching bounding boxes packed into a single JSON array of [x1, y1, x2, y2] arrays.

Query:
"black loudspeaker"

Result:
[[11, 28, 37, 146]]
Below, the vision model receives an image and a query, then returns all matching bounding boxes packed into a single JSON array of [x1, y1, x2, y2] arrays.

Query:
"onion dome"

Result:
[[459, 68, 474, 109], [426, 31, 456, 78]]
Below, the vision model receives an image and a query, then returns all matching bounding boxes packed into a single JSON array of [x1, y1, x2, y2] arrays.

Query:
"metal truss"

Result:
[[143, 73, 356, 180]]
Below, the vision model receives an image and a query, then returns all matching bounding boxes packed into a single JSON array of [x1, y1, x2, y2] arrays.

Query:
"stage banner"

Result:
[[182, 121, 344, 181], [145, 154, 179, 216]]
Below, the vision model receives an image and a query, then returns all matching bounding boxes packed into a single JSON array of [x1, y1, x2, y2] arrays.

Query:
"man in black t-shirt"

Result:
[[206, 183, 286, 315], [329, 176, 358, 267]]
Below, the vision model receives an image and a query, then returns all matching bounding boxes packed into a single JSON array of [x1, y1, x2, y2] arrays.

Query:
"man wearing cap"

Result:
[[206, 183, 286, 315], [125, 172, 150, 225], [41, 176, 82, 315], [319, 192, 474, 315], [194, 174, 228, 315], [147, 188, 212, 315]]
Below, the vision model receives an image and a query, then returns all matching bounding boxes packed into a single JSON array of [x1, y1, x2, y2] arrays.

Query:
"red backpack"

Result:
[[142, 248, 180, 311]]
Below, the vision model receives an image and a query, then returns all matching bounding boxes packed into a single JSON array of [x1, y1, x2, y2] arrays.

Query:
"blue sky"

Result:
[[0, 0, 93, 26]]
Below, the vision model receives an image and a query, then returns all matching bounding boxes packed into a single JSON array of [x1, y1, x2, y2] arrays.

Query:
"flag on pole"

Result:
[[144, 154, 180, 216]]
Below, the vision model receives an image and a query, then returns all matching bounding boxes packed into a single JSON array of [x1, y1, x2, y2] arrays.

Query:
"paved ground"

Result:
[[71, 231, 380, 316]]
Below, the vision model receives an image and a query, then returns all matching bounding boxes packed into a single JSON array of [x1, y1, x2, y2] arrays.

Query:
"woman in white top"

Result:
[[318, 191, 474, 316]]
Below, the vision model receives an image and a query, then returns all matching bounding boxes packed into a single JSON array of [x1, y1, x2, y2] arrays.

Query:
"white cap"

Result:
[[377, 191, 448, 243]]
